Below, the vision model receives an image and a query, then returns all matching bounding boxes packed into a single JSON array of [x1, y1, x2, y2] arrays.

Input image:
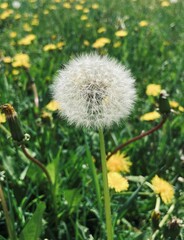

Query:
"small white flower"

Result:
[[51, 53, 136, 128]]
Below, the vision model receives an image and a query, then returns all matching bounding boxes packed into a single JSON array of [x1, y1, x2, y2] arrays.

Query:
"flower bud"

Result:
[[151, 210, 160, 231], [0, 104, 25, 142], [163, 217, 183, 239]]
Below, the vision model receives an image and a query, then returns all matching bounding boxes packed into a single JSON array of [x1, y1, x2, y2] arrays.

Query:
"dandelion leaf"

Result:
[[19, 202, 46, 240]]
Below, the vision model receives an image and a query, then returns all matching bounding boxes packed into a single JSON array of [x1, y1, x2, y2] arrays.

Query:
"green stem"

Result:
[[0, 184, 17, 240], [151, 203, 175, 240], [84, 132, 102, 218], [99, 128, 113, 240]]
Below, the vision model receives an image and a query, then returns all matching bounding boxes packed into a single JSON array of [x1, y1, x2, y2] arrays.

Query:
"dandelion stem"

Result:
[[0, 184, 17, 240], [21, 145, 52, 185], [84, 132, 102, 218], [107, 117, 168, 159], [99, 128, 113, 240]]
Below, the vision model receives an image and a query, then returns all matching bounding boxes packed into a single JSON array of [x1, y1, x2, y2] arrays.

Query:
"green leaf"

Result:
[[64, 188, 82, 213], [19, 202, 46, 240]]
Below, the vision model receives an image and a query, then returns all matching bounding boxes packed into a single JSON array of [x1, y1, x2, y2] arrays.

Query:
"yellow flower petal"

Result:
[[161, 1, 170, 7], [140, 111, 161, 121], [107, 152, 132, 173], [3, 57, 12, 63], [45, 100, 60, 111], [139, 20, 149, 27], [169, 101, 179, 108], [97, 27, 106, 33], [0, 113, 6, 123], [151, 175, 174, 204], [92, 38, 111, 48], [108, 172, 129, 192], [115, 30, 128, 37], [43, 44, 57, 51], [146, 84, 161, 96]]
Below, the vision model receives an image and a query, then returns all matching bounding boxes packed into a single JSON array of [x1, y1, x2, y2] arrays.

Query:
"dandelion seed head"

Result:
[[51, 53, 136, 128]]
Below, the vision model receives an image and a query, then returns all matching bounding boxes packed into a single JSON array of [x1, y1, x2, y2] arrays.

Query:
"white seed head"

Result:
[[51, 53, 136, 128]]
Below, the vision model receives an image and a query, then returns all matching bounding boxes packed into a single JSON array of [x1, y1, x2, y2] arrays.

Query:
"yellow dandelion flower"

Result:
[[12, 53, 31, 68], [0, 9, 13, 20], [97, 27, 106, 33], [86, 23, 92, 28], [140, 111, 161, 121], [63, 3, 71, 9], [151, 175, 174, 204], [91, 3, 99, 9], [115, 30, 128, 37], [0, 3, 8, 9], [108, 172, 129, 192], [45, 100, 60, 111], [18, 34, 36, 45], [14, 14, 21, 20], [161, 1, 170, 7], [23, 23, 32, 32], [0, 113, 6, 123], [9, 32, 17, 38], [3, 56, 12, 63], [83, 8, 89, 13], [43, 10, 49, 14], [107, 152, 132, 173], [43, 44, 57, 51], [83, 40, 90, 46], [56, 41, 65, 49], [169, 101, 179, 108], [49, 5, 57, 10], [139, 20, 149, 27], [41, 110, 52, 119], [92, 37, 111, 48], [113, 41, 121, 48], [75, 4, 83, 10], [80, 15, 88, 20], [146, 84, 161, 96], [31, 18, 39, 26], [178, 106, 184, 112], [12, 69, 20, 75]]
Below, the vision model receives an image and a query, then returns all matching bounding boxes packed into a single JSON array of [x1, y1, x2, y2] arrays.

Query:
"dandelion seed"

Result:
[[151, 175, 174, 204], [51, 53, 136, 128], [108, 172, 129, 192]]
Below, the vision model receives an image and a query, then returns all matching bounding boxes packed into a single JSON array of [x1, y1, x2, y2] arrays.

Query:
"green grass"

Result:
[[0, 0, 184, 239]]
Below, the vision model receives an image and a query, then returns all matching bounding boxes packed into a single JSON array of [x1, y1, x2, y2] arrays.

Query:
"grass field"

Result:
[[0, 0, 184, 239]]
